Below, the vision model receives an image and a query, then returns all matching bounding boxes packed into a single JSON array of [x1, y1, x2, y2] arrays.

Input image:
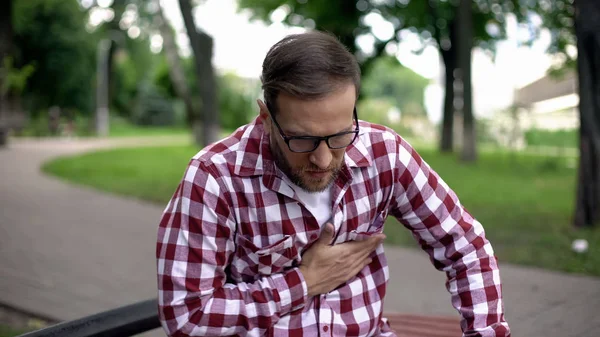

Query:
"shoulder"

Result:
[[356, 120, 408, 154], [188, 120, 264, 179]]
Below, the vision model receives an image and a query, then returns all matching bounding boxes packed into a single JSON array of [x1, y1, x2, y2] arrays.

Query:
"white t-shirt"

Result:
[[283, 175, 333, 227]]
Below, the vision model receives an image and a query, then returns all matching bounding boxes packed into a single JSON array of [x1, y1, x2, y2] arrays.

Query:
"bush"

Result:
[[525, 128, 578, 148], [357, 98, 414, 137], [218, 73, 259, 130], [131, 82, 176, 126], [17, 108, 93, 138]]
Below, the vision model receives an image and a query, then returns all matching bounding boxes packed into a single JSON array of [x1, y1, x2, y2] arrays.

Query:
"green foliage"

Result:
[[357, 98, 395, 124], [361, 56, 429, 117], [107, 116, 189, 137], [357, 97, 415, 137], [218, 72, 260, 130], [475, 118, 501, 147], [238, 0, 367, 53], [17, 112, 191, 138], [525, 128, 578, 148], [237, 0, 577, 77], [0, 56, 35, 96], [111, 37, 162, 119], [18, 111, 93, 138], [83, 0, 164, 119], [12, 0, 97, 115], [238, 0, 529, 60], [111, 51, 141, 118], [131, 81, 177, 126], [153, 56, 259, 130], [515, 0, 576, 74], [153, 56, 194, 99]]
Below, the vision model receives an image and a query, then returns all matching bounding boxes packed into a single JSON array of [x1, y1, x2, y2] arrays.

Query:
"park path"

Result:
[[1, 137, 599, 337]]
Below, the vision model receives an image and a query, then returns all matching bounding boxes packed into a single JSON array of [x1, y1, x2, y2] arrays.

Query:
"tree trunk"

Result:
[[106, 0, 126, 114], [155, 3, 197, 126], [428, 0, 457, 153], [457, 0, 477, 162], [95, 39, 111, 137], [179, 0, 220, 147], [574, 0, 600, 228], [0, 0, 13, 147], [440, 44, 456, 153]]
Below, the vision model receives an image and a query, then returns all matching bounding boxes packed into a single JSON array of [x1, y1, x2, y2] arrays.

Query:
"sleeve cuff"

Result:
[[272, 268, 308, 315]]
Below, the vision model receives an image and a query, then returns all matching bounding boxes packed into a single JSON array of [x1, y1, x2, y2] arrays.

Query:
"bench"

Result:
[[387, 313, 462, 337], [16, 300, 463, 337]]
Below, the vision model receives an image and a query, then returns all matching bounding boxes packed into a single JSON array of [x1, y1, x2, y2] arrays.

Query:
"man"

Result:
[[156, 31, 510, 336]]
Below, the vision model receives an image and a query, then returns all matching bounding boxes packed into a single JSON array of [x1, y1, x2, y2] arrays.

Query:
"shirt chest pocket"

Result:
[[340, 213, 386, 243], [235, 235, 300, 277]]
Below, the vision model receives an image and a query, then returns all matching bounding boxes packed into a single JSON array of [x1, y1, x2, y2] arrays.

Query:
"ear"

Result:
[[257, 99, 271, 128]]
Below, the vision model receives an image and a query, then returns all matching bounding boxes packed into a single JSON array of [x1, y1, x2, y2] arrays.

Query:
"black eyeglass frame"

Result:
[[268, 107, 360, 153]]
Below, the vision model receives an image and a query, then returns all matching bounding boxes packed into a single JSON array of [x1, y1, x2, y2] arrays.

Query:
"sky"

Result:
[[148, 0, 561, 123]]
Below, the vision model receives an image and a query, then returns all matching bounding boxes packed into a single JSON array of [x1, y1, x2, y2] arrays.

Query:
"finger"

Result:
[[350, 240, 379, 261], [317, 223, 335, 244], [367, 233, 386, 249], [352, 237, 383, 260], [357, 234, 385, 250]]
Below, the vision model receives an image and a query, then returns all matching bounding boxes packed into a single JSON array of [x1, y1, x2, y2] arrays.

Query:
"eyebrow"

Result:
[[283, 124, 354, 137]]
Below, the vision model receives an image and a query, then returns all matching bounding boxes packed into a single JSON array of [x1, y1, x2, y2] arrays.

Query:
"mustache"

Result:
[[301, 165, 337, 172]]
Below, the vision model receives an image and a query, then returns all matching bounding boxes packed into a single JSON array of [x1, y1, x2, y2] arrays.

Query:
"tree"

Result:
[[510, 0, 599, 228], [0, 0, 13, 146], [238, 0, 531, 161], [12, 0, 96, 116], [105, 0, 127, 109], [573, 0, 600, 228], [457, 0, 476, 162], [383, 0, 462, 153], [179, 0, 220, 147], [361, 56, 429, 117], [155, 1, 197, 128], [380, 1, 538, 159], [153, 55, 259, 132], [87, 0, 157, 135], [237, 0, 402, 82], [520, 0, 598, 228]]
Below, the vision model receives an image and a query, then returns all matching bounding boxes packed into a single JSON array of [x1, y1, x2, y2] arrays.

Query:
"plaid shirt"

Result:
[[156, 118, 510, 337]]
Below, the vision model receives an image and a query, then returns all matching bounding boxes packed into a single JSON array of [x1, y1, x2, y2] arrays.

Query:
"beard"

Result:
[[270, 135, 341, 193]]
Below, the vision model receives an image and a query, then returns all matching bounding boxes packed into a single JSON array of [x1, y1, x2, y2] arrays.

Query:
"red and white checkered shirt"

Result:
[[156, 117, 510, 337]]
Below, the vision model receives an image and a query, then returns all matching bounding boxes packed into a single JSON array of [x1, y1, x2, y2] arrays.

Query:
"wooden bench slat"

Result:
[[385, 313, 462, 337]]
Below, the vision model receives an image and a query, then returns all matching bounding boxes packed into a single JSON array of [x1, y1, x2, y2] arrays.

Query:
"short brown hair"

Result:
[[261, 31, 361, 114]]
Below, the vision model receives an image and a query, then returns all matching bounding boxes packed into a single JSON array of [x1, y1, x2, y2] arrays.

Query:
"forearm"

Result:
[[391, 138, 509, 336], [447, 238, 510, 337], [159, 268, 307, 336]]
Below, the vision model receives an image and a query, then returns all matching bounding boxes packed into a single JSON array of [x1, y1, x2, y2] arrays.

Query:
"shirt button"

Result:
[[323, 326, 329, 332], [310, 234, 317, 240]]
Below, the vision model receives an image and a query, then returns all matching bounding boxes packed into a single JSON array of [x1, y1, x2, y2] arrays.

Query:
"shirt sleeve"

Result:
[[388, 137, 510, 337], [156, 159, 308, 336]]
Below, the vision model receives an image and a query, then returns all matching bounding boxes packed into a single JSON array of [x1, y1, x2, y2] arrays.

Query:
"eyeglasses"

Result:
[[268, 107, 359, 153]]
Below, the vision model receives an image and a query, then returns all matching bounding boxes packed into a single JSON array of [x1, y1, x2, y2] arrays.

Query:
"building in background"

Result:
[[513, 70, 579, 131]]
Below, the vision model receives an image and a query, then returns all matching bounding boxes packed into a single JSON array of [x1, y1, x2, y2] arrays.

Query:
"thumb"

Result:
[[318, 223, 335, 243]]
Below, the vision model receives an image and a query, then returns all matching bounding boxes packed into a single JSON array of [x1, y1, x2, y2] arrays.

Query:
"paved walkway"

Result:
[[1, 137, 599, 337]]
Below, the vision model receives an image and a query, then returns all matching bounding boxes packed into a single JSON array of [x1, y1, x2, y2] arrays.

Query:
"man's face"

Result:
[[260, 83, 357, 193]]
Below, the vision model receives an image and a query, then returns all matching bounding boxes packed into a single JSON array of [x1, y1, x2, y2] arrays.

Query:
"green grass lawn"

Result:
[[383, 150, 599, 277], [42, 145, 600, 276], [107, 120, 190, 138], [0, 325, 28, 337], [43, 145, 200, 204]]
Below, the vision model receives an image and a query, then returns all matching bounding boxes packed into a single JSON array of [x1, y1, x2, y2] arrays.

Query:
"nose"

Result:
[[309, 140, 333, 170]]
